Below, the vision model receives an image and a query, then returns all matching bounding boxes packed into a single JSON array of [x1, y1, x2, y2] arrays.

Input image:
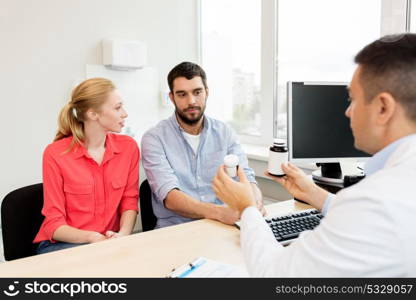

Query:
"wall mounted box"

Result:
[[102, 39, 147, 70]]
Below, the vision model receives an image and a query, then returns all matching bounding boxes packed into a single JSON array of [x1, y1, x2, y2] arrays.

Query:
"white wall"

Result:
[[0, 0, 198, 201]]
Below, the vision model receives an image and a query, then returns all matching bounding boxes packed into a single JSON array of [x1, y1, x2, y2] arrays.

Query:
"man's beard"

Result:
[[175, 105, 206, 125]]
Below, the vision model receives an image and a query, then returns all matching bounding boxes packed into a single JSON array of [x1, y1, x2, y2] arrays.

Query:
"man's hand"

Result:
[[213, 205, 241, 225], [251, 183, 266, 216], [212, 165, 256, 214], [256, 200, 266, 216], [265, 163, 328, 210]]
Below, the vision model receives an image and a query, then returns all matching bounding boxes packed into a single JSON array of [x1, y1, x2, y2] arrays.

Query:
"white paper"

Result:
[[170, 257, 249, 278]]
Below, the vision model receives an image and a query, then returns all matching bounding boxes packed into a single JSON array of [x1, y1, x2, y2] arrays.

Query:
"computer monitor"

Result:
[[287, 81, 371, 182]]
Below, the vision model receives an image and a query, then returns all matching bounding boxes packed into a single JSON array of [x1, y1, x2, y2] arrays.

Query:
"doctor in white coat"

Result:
[[212, 33, 416, 277]]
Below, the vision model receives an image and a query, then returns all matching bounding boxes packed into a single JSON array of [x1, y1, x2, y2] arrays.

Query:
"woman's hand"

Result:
[[105, 231, 128, 239], [87, 231, 107, 243]]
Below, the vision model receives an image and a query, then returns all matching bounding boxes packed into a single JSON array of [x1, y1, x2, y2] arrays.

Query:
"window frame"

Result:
[[198, 0, 410, 148]]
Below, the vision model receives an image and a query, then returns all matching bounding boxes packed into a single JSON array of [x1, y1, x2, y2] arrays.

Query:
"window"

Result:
[[200, 0, 266, 141], [411, 0, 416, 31], [200, 0, 409, 147], [276, 0, 382, 139]]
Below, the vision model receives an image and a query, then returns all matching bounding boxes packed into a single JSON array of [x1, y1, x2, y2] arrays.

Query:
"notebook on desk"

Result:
[[167, 257, 249, 278]]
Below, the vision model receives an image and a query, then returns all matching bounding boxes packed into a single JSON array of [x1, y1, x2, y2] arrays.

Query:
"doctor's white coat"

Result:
[[240, 136, 416, 277]]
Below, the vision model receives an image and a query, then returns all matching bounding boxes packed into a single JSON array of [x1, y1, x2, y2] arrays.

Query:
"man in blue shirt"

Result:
[[141, 62, 264, 228]]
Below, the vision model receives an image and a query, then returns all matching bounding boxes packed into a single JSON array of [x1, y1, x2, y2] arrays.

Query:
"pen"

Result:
[[168, 258, 207, 278]]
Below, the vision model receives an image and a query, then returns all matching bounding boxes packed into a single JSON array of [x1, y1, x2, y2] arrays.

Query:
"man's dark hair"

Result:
[[354, 33, 416, 121], [167, 62, 208, 92]]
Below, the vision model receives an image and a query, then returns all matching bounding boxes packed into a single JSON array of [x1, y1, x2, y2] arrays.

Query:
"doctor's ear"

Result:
[[375, 92, 396, 125]]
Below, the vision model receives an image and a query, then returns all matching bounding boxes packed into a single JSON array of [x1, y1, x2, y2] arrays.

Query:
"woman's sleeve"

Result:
[[119, 142, 140, 214], [41, 147, 68, 241]]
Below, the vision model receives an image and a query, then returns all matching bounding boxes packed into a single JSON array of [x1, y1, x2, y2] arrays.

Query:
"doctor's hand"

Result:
[[265, 163, 328, 210], [212, 165, 256, 214]]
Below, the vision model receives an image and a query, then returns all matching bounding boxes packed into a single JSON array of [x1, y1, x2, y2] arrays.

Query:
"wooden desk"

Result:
[[0, 200, 311, 277]]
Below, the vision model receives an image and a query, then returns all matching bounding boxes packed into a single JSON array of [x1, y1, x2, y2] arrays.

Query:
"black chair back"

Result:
[[139, 179, 157, 231], [1, 184, 44, 261]]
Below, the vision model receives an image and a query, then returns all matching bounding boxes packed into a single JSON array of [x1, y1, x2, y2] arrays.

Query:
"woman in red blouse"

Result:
[[34, 78, 139, 254]]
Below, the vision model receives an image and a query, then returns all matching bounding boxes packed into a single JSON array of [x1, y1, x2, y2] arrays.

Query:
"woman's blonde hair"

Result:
[[54, 78, 116, 151]]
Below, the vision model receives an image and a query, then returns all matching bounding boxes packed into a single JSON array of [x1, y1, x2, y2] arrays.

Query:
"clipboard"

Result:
[[167, 257, 249, 278]]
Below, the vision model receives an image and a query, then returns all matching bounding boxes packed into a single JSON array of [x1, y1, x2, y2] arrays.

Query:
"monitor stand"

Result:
[[312, 162, 364, 185], [312, 160, 364, 186], [295, 163, 342, 203]]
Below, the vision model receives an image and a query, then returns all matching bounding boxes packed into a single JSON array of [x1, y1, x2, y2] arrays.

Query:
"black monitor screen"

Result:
[[289, 82, 370, 159]]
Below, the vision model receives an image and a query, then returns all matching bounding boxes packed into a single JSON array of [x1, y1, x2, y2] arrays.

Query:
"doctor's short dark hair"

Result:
[[355, 33, 416, 121], [167, 62, 208, 93]]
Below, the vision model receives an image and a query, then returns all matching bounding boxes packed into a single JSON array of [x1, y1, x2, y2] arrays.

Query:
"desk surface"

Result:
[[0, 200, 311, 277]]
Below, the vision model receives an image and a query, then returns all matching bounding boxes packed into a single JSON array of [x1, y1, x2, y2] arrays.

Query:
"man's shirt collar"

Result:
[[365, 134, 416, 176]]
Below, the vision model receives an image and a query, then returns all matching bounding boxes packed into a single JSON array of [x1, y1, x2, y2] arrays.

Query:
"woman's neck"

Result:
[[84, 122, 107, 150]]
